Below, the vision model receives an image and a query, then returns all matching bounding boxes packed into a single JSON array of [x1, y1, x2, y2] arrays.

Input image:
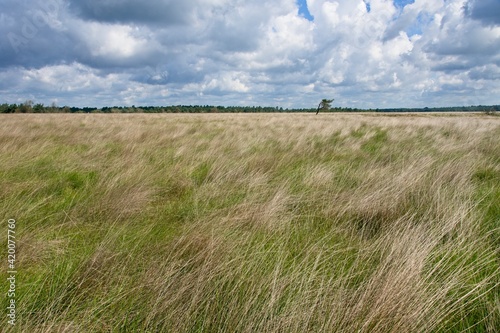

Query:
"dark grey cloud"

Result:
[[67, 0, 194, 26], [431, 61, 472, 73], [0, 0, 77, 67], [208, 20, 262, 52], [205, 2, 268, 53], [464, 0, 500, 25], [468, 65, 500, 80], [0, 27, 75, 68], [0, 0, 498, 109]]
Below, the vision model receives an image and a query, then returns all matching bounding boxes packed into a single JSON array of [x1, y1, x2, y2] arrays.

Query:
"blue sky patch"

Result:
[[406, 12, 433, 37], [297, 0, 314, 21], [364, 0, 371, 13], [394, 0, 415, 9]]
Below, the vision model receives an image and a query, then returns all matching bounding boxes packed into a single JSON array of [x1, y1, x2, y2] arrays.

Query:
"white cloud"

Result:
[[184, 71, 250, 94], [0, 0, 498, 108], [77, 22, 146, 58]]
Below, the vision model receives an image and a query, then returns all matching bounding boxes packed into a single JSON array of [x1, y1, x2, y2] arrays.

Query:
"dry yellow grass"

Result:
[[0, 113, 499, 332]]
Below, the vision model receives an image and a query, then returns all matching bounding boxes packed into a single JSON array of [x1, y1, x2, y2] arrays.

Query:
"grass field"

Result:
[[1, 113, 499, 332]]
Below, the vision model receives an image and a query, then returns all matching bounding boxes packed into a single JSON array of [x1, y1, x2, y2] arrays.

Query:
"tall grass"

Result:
[[1, 113, 499, 332]]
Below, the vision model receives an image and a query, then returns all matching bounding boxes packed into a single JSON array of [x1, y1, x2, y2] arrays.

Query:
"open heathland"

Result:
[[0, 113, 499, 332]]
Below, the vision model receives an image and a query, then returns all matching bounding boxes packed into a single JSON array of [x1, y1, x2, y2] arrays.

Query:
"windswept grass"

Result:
[[1, 113, 499, 332]]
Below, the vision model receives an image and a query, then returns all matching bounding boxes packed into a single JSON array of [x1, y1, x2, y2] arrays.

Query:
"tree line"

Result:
[[1, 100, 499, 114]]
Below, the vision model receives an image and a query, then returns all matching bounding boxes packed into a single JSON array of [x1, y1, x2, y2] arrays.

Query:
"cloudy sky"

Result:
[[0, 0, 499, 108]]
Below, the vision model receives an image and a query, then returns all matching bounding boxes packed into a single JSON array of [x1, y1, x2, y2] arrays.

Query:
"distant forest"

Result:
[[1, 101, 499, 114]]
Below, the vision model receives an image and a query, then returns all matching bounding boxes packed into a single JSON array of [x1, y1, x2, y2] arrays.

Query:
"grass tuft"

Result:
[[1, 113, 498, 332]]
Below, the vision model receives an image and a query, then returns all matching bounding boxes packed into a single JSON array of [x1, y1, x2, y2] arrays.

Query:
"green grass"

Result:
[[0, 113, 499, 332]]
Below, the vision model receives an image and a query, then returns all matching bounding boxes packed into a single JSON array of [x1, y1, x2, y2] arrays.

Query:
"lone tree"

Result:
[[316, 98, 334, 114]]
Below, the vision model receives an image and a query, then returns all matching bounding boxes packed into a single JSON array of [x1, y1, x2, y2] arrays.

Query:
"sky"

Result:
[[0, 0, 499, 108]]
